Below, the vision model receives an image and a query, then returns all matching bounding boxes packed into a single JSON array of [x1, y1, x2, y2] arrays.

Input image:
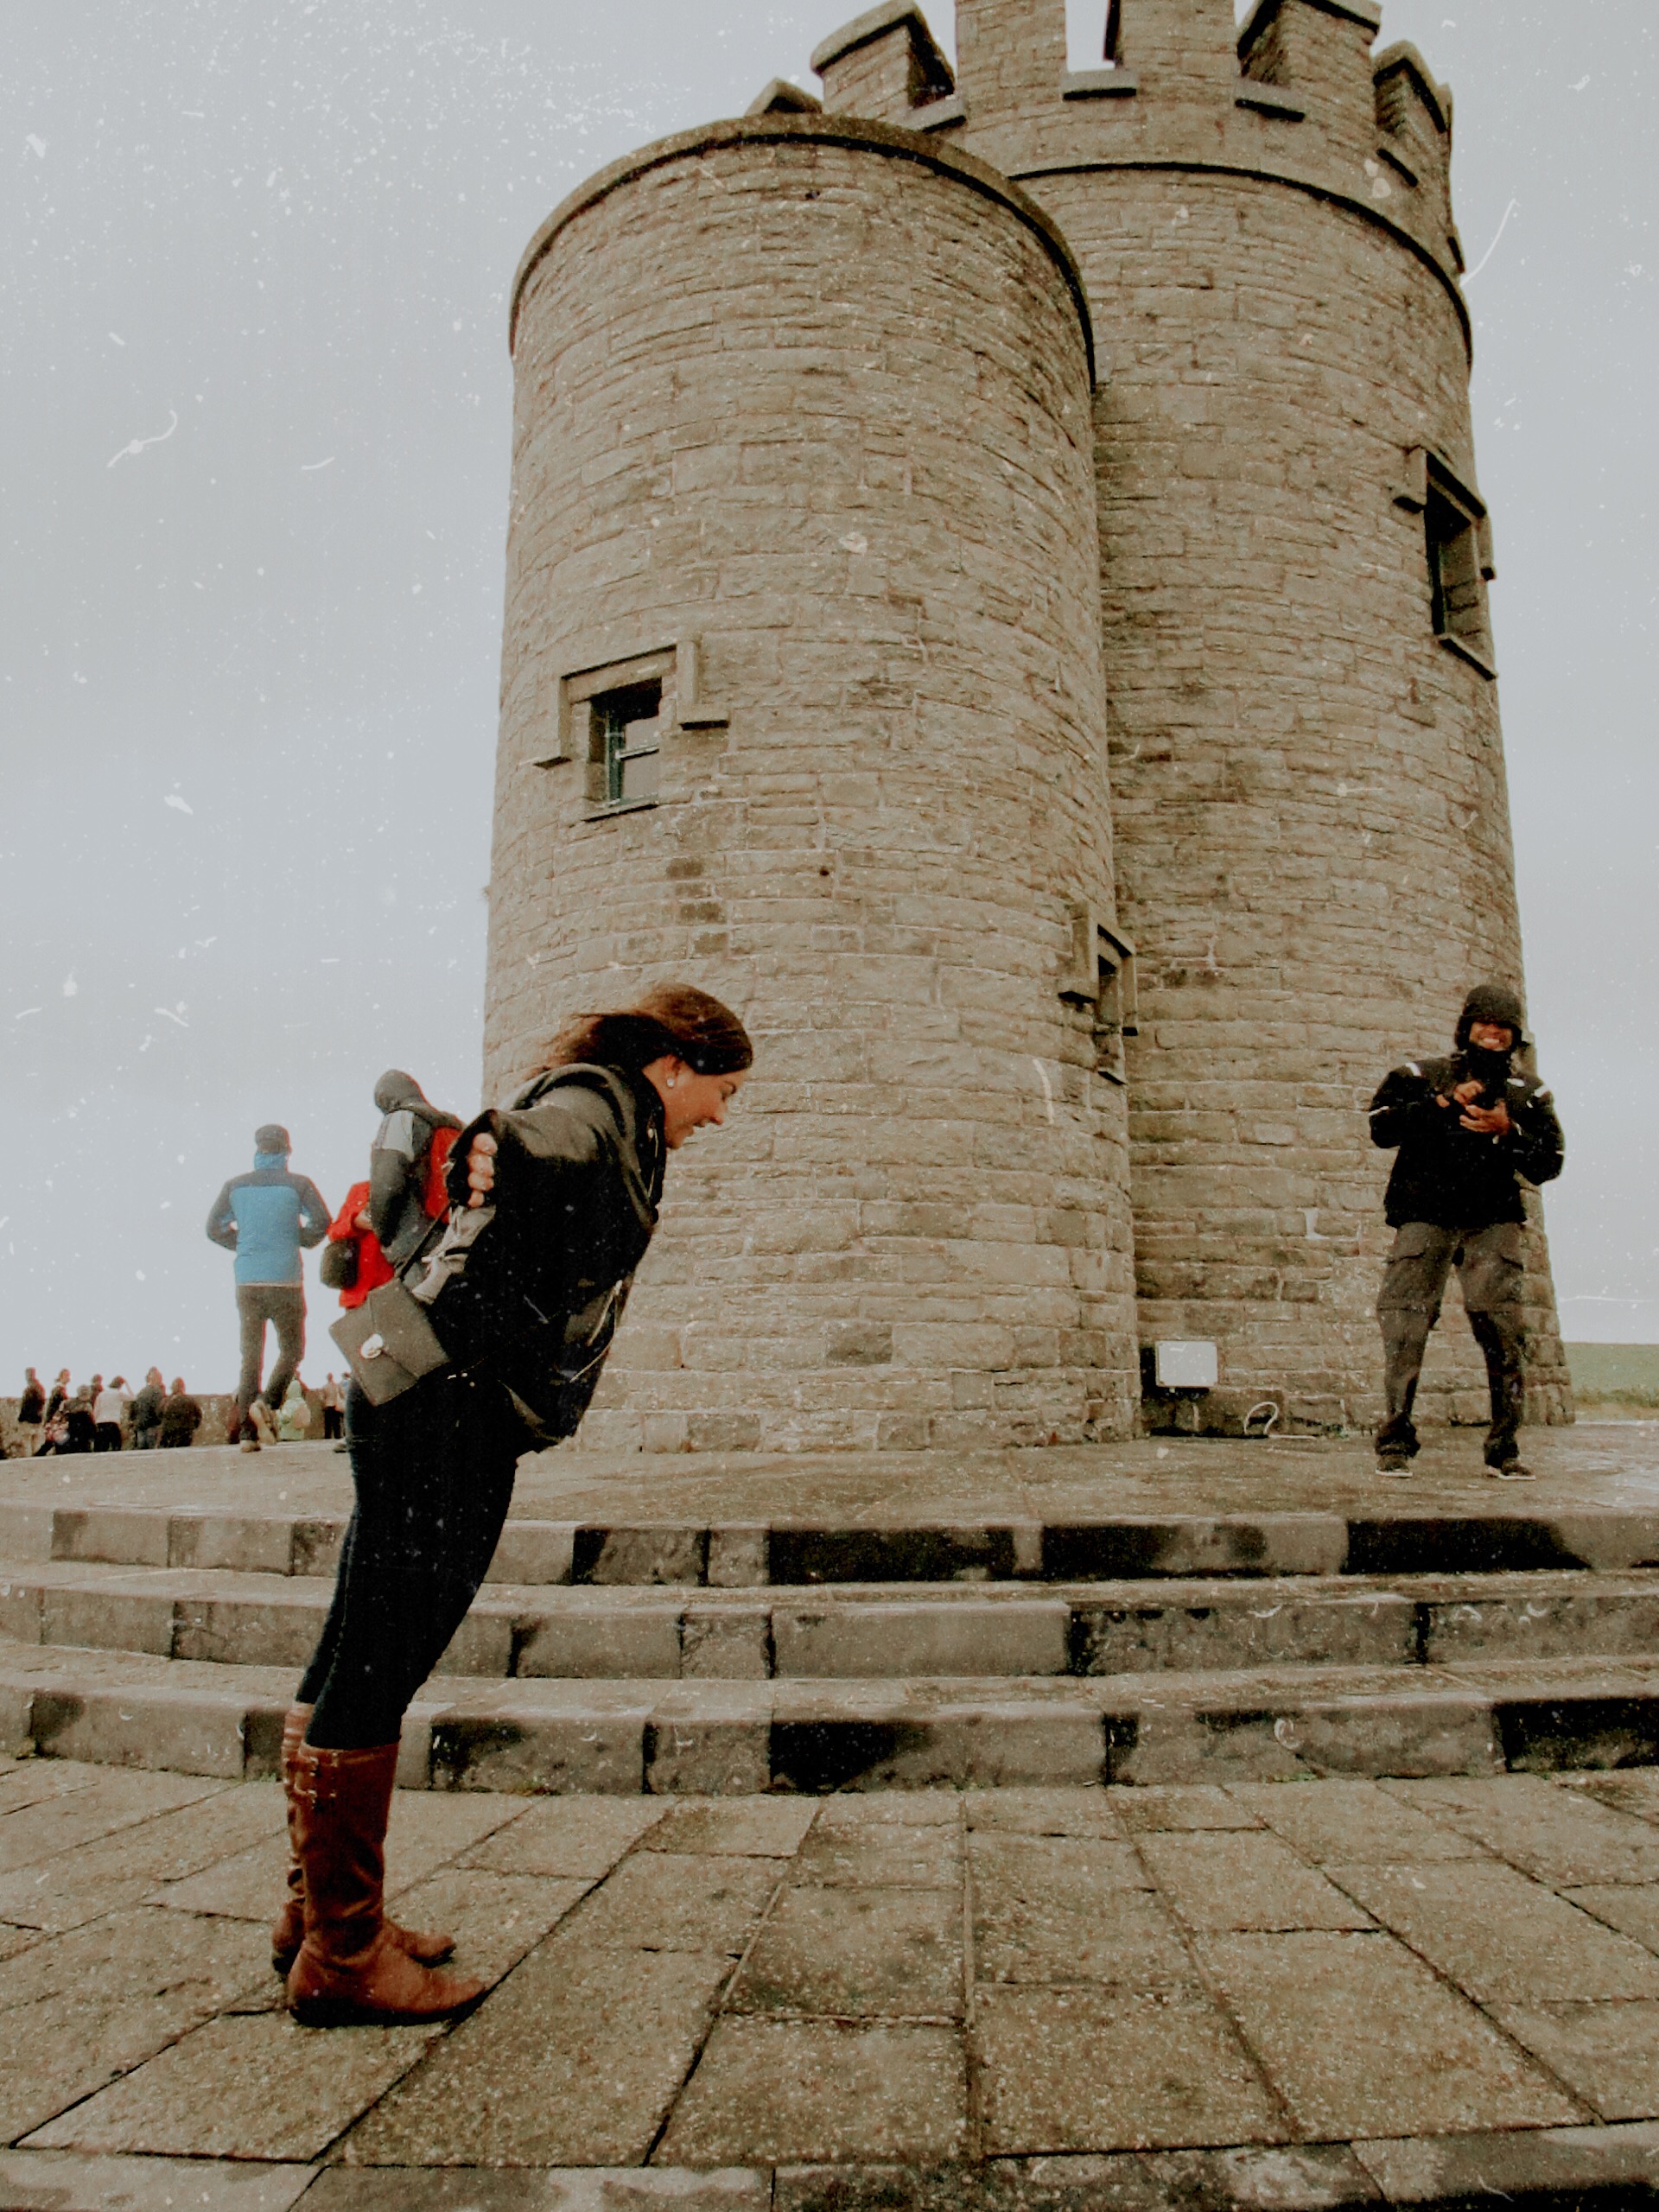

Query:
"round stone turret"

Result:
[[487, 113, 1139, 1452], [804, 0, 1567, 1434]]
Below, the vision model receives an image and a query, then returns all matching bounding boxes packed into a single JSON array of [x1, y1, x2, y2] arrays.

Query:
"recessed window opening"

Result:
[[594, 679, 663, 806], [1425, 473, 1491, 668], [1068, 0, 1122, 68], [1093, 931, 1137, 1085], [1060, 902, 1137, 1084]]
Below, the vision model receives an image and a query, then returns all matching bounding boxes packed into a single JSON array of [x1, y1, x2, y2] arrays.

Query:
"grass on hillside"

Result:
[[1567, 1343, 1659, 1413]]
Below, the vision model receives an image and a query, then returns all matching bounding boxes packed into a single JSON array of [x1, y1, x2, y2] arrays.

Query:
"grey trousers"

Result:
[[234, 1284, 306, 1436], [1376, 1221, 1527, 1465]]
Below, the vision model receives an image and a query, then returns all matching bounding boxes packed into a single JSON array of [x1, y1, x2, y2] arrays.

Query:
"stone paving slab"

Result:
[[24, 2012, 448, 2162], [0, 1905, 271, 2142], [1385, 1770, 1659, 1885], [1225, 1779, 1485, 1865], [0, 2149, 315, 2209], [1135, 1832, 1374, 1933], [1563, 1881, 1659, 1952], [730, 1883, 963, 2018], [1486, 1999, 1659, 2124], [0, 1777, 288, 1934], [1326, 1859, 1659, 2004], [973, 1984, 1288, 2155], [337, 1938, 736, 2167], [658, 2018, 969, 2167], [1197, 1931, 1582, 2139], [13, 1760, 1659, 2199], [455, 1796, 669, 1876]]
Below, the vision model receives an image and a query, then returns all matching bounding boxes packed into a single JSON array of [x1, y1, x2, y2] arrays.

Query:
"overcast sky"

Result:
[[2, 0, 1654, 1395]]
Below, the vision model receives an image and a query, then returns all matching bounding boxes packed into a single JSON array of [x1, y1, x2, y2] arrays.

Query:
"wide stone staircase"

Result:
[[5, 1437, 1659, 1794]]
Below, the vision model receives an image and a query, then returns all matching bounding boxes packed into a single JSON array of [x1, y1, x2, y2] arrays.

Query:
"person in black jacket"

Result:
[[365, 1070, 462, 1270], [277, 983, 752, 2030], [129, 1368, 166, 1451], [16, 1370, 44, 1451], [1368, 982, 1564, 1480]]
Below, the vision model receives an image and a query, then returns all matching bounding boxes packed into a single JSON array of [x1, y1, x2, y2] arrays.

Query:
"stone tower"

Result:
[[486, 114, 1141, 1453], [482, 0, 1570, 1451], [798, 0, 1569, 1437]]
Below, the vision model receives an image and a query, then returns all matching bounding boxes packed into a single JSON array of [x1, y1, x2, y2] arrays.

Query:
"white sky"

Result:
[[1, 0, 1654, 1393]]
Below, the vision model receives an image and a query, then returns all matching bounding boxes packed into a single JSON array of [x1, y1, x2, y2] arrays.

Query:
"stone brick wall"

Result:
[[934, 0, 1568, 1432], [488, 116, 1139, 1453]]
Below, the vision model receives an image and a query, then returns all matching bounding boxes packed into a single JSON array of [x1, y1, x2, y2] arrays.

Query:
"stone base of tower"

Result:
[[571, 1323, 1142, 1458], [1135, 1205, 1573, 1442]]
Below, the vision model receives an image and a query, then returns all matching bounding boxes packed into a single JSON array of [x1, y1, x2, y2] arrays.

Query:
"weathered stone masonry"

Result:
[[482, 0, 1569, 1452]]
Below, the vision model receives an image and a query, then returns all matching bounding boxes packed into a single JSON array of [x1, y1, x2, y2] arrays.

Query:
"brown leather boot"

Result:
[[270, 1707, 455, 1974], [284, 1740, 486, 2027]]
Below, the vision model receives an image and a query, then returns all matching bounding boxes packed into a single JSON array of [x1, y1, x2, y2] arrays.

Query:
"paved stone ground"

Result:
[[6, 1421, 1659, 1526], [10, 1757, 1659, 2206]]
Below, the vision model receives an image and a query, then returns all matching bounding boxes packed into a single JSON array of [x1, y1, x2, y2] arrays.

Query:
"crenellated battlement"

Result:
[[791, 0, 1465, 327], [1371, 39, 1458, 261], [811, 0, 955, 124], [1239, 0, 1381, 161]]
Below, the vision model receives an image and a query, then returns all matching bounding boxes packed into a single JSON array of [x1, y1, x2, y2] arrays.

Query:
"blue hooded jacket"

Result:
[[206, 1149, 331, 1287]]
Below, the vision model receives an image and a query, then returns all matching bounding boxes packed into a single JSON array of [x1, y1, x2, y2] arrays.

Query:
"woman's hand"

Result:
[[466, 1130, 498, 1208]]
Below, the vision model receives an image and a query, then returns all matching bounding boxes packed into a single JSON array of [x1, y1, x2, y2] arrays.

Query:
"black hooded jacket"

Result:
[[367, 1071, 463, 1270], [1368, 983, 1564, 1230], [413, 1063, 666, 1440]]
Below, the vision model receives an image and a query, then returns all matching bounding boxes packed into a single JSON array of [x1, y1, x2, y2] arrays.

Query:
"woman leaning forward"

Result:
[[276, 984, 753, 2025]]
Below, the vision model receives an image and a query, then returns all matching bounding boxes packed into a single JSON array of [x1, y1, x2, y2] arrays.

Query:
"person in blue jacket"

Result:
[[207, 1123, 330, 1452]]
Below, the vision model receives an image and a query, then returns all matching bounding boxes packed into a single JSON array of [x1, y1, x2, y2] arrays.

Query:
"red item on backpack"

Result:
[[423, 1126, 460, 1221], [327, 1181, 395, 1312]]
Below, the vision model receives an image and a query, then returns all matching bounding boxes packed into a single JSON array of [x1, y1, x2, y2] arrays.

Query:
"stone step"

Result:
[[6, 1494, 1659, 1583], [5, 1635, 1659, 1794], [8, 1557, 1659, 1679]]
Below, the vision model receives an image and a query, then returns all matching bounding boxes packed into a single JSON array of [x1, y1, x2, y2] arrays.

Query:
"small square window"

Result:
[[542, 638, 728, 799], [1427, 492, 1483, 647], [1059, 903, 1137, 1084], [593, 678, 663, 807], [1091, 931, 1137, 1085], [1403, 450, 1497, 679]]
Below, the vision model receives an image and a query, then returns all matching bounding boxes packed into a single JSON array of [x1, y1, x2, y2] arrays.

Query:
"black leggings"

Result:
[[298, 1373, 524, 1749]]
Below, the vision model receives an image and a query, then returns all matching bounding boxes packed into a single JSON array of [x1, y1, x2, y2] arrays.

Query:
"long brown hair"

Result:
[[535, 982, 753, 1079]]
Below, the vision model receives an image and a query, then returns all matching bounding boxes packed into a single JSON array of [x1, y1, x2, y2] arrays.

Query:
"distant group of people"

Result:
[[13, 1366, 203, 1454], [10, 1364, 348, 1457]]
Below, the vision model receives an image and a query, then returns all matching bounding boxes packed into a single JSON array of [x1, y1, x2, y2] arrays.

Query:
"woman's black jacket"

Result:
[[426, 1063, 665, 1440]]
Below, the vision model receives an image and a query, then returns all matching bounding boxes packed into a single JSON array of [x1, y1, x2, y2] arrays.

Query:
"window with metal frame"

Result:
[[594, 679, 664, 806]]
